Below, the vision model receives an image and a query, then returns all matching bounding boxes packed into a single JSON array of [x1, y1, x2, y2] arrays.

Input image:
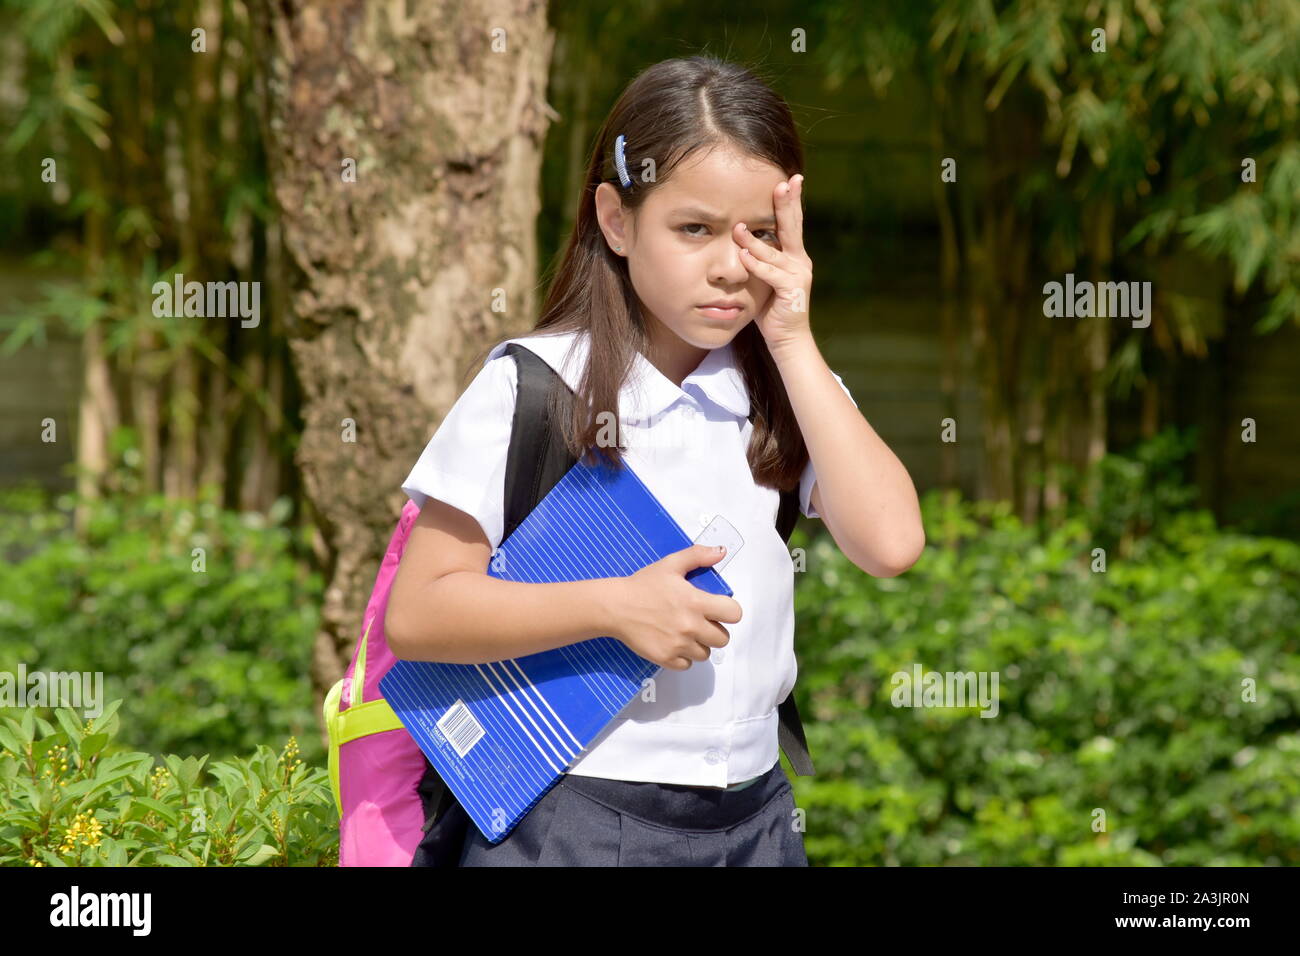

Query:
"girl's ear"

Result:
[[594, 182, 630, 254]]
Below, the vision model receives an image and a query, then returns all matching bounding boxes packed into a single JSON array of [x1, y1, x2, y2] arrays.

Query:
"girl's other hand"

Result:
[[610, 544, 742, 671], [733, 173, 813, 351]]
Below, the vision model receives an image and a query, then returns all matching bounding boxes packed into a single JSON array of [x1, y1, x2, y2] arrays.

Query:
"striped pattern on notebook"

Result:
[[380, 453, 733, 844]]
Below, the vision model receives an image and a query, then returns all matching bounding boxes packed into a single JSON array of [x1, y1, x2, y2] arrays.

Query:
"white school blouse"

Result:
[[400, 328, 858, 787]]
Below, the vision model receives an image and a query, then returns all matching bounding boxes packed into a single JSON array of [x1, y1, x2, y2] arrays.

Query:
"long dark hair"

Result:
[[477, 55, 808, 492]]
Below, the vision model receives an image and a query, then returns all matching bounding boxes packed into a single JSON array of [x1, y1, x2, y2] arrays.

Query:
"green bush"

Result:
[[0, 700, 337, 866], [1061, 426, 1202, 553], [790, 487, 1300, 865], [4, 425, 1297, 866], [0, 482, 324, 766]]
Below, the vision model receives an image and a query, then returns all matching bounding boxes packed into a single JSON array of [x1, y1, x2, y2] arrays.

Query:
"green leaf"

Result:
[[3, 110, 42, 153], [78, 0, 127, 45], [0, 725, 23, 756], [56, 779, 99, 801], [90, 698, 124, 729], [36, 847, 68, 867], [0, 315, 48, 357], [120, 822, 167, 843], [131, 797, 180, 828], [239, 843, 280, 866], [31, 732, 68, 763], [54, 709, 84, 748], [162, 754, 206, 796]]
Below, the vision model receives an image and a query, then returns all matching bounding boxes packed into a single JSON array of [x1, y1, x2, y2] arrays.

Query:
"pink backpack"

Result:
[[324, 344, 814, 866], [323, 343, 576, 867], [324, 498, 431, 866]]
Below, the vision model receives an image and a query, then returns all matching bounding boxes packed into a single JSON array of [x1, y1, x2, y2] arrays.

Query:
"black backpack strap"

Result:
[[776, 486, 800, 541], [746, 409, 815, 776], [502, 343, 581, 540], [775, 488, 814, 776], [777, 695, 815, 776]]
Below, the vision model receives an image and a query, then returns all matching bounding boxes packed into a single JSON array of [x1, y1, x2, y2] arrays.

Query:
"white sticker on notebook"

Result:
[[437, 699, 486, 758], [693, 515, 744, 572]]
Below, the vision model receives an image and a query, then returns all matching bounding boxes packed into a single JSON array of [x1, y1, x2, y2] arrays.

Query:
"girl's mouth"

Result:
[[696, 305, 743, 320]]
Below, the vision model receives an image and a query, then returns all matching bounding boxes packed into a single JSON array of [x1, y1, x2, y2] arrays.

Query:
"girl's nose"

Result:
[[711, 237, 751, 284]]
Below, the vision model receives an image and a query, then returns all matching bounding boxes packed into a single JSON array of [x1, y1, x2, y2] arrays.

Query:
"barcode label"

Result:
[[437, 699, 485, 758]]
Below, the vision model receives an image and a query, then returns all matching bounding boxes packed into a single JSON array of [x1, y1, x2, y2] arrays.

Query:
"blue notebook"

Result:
[[379, 453, 733, 844]]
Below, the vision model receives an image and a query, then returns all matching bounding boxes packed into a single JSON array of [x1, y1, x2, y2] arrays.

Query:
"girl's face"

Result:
[[596, 145, 789, 384]]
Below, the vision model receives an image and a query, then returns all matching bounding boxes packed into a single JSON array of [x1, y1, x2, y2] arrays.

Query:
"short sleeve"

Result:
[[798, 370, 859, 519], [401, 353, 518, 551]]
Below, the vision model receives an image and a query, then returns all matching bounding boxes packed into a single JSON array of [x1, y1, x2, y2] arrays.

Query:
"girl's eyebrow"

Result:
[[670, 206, 777, 227]]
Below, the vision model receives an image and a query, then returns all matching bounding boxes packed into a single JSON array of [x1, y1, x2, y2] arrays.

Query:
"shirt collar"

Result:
[[487, 328, 751, 422]]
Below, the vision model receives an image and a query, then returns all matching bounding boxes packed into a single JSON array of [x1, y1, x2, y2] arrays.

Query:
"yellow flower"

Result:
[[58, 810, 104, 851]]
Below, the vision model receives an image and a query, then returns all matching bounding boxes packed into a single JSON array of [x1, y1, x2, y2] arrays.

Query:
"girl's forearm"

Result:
[[386, 572, 627, 664], [770, 332, 925, 575]]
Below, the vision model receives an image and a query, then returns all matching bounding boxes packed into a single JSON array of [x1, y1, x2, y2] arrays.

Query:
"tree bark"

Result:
[[253, 0, 555, 746]]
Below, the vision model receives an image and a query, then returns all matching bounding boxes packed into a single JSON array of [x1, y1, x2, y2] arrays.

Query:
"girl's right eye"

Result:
[[679, 222, 777, 241]]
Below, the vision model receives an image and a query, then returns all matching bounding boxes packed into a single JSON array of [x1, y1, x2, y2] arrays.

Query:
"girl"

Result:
[[386, 55, 925, 866]]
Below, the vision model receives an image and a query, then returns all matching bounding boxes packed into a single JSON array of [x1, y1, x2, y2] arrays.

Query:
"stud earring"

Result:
[[614, 244, 623, 253]]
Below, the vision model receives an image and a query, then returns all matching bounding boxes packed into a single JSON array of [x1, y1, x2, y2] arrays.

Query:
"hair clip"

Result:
[[614, 134, 633, 189]]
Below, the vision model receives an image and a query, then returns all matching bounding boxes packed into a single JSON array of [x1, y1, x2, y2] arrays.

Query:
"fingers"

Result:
[[670, 638, 712, 669], [703, 593, 742, 626], [733, 221, 781, 265], [772, 176, 804, 258], [790, 174, 804, 246], [671, 542, 727, 573], [733, 224, 786, 284], [668, 632, 723, 671], [695, 617, 731, 648], [736, 172, 806, 277]]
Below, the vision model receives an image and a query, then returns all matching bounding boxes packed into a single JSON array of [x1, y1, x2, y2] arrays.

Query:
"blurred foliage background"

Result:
[[1, 0, 1298, 865]]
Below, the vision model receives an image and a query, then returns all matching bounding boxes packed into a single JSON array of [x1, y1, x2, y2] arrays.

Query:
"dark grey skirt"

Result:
[[458, 760, 808, 867]]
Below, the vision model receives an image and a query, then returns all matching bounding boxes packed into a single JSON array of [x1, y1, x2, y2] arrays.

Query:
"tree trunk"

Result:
[[1041, 321, 1067, 515], [130, 334, 164, 495], [74, 157, 119, 536], [1083, 198, 1115, 510], [253, 0, 555, 747], [75, 323, 118, 528], [165, 0, 221, 501], [238, 341, 271, 512], [200, 343, 229, 497]]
